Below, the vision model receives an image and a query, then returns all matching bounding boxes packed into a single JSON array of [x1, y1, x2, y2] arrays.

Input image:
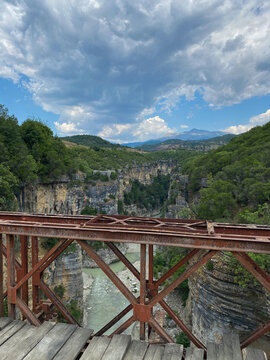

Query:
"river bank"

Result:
[[81, 243, 185, 340]]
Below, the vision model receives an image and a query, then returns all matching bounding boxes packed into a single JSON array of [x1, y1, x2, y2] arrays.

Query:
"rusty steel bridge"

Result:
[[0, 211, 270, 354]]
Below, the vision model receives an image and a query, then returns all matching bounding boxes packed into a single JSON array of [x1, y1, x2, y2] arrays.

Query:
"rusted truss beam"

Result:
[[0, 211, 270, 352], [0, 212, 270, 254], [1, 223, 270, 254], [1, 211, 270, 237], [0, 234, 3, 316]]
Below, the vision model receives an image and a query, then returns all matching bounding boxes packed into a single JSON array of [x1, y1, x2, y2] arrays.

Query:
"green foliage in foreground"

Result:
[[175, 332, 190, 348], [53, 284, 82, 323], [56, 299, 82, 323], [154, 247, 189, 306], [226, 252, 270, 288]]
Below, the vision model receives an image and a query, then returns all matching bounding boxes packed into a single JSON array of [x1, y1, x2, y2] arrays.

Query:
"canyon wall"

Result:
[[19, 160, 175, 216], [184, 251, 270, 350], [18, 161, 176, 316]]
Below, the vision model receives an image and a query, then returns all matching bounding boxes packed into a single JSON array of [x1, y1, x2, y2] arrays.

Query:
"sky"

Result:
[[0, 0, 270, 143]]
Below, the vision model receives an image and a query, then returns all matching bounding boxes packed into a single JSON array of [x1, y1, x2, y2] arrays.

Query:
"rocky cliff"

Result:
[[19, 160, 175, 215], [18, 161, 175, 321], [185, 252, 270, 350], [43, 245, 84, 308]]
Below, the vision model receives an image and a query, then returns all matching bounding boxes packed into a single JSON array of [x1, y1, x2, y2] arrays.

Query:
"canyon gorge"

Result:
[[15, 159, 270, 353]]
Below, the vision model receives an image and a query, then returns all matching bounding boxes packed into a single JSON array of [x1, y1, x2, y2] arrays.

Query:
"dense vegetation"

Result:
[[183, 122, 270, 223], [123, 173, 170, 211], [181, 122, 270, 286], [136, 134, 235, 152], [0, 105, 76, 210]]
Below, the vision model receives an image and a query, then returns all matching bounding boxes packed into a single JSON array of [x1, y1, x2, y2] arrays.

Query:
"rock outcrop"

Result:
[[43, 245, 84, 308], [19, 161, 175, 216], [185, 252, 270, 345]]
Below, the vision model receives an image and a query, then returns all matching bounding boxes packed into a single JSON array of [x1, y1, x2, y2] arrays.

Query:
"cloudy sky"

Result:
[[1, 0, 270, 143]]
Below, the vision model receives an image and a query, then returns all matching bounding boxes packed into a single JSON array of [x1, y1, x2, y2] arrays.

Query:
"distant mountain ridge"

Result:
[[137, 134, 235, 152], [125, 128, 229, 147], [61, 129, 232, 151]]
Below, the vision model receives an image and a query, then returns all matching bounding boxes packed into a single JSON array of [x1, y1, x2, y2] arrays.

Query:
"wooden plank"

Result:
[[23, 322, 77, 360], [53, 327, 93, 360], [102, 334, 131, 360], [207, 342, 223, 360], [221, 333, 242, 360], [162, 343, 183, 360], [0, 320, 26, 346], [0, 317, 12, 330], [144, 344, 165, 360], [185, 347, 204, 360], [242, 347, 267, 360], [0, 322, 54, 360], [80, 336, 111, 360], [123, 340, 148, 360]]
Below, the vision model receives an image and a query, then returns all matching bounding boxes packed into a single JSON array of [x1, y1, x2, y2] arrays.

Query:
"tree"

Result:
[[0, 165, 19, 210]]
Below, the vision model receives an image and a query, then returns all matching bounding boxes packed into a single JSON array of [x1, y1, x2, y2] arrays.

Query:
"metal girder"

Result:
[[0, 212, 270, 254], [0, 234, 3, 316], [0, 211, 270, 352]]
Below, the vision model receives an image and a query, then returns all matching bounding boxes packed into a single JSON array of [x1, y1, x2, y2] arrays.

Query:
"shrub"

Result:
[[54, 285, 65, 299], [110, 172, 117, 180], [57, 299, 82, 323], [175, 332, 190, 347], [81, 206, 98, 215], [206, 260, 214, 271]]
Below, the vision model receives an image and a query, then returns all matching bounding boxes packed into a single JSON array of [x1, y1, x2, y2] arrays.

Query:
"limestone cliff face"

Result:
[[185, 252, 270, 344], [166, 174, 189, 218], [19, 161, 175, 215], [18, 161, 175, 313], [43, 245, 84, 308]]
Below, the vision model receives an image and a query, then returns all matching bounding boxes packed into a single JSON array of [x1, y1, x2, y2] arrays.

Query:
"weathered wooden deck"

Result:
[[0, 318, 267, 359]]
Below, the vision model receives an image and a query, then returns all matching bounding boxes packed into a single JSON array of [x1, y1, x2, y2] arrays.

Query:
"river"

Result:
[[83, 251, 140, 335]]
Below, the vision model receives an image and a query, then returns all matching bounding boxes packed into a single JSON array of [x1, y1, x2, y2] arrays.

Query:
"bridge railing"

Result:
[[0, 212, 270, 352]]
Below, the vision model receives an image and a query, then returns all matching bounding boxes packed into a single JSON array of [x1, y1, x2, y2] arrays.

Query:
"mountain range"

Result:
[[124, 128, 228, 147]]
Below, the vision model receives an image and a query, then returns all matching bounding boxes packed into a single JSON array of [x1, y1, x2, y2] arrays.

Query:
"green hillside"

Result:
[[61, 134, 121, 149], [137, 134, 235, 152], [0, 105, 195, 211], [183, 122, 270, 223]]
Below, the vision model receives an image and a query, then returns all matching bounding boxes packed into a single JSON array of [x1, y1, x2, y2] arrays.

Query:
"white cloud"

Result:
[[134, 116, 176, 141], [1, 1, 270, 140], [98, 116, 176, 142], [98, 124, 133, 139], [54, 121, 85, 135], [180, 124, 189, 129], [222, 109, 270, 134]]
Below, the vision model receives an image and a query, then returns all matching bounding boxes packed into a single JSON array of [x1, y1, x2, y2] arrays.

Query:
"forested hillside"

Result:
[[0, 106, 194, 211], [183, 122, 270, 224], [61, 134, 122, 149]]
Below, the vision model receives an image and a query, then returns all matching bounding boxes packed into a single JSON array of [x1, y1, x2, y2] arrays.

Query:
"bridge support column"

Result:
[[139, 244, 146, 340], [31, 236, 39, 313], [0, 234, 3, 316], [6, 234, 16, 319], [17, 236, 28, 308]]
